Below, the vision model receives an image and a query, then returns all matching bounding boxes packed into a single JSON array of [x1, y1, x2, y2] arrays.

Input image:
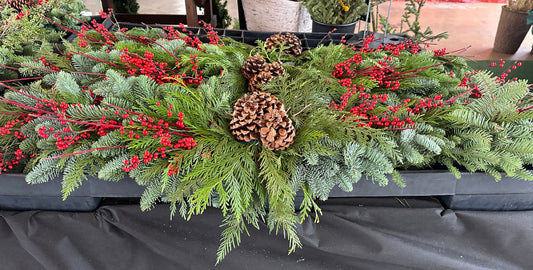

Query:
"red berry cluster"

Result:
[[333, 55, 401, 91], [120, 49, 172, 84], [107, 103, 196, 173], [0, 119, 23, 136], [98, 9, 112, 19], [457, 72, 484, 99], [77, 18, 117, 48], [15, 10, 29, 20], [90, 19, 117, 45], [366, 60, 400, 90], [164, 24, 203, 49], [123, 155, 140, 172], [81, 87, 104, 105], [357, 35, 420, 56], [167, 162, 179, 176], [491, 59, 522, 83], [0, 149, 25, 174], [407, 94, 445, 114], [331, 53, 413, 128], [37, 126, 91, 150], [358, 34, 376, 53], [199, 21, 222, 45], [54, 132, 90, 150], [77, 26, 90, 47], [39, 56, 61, 72], [329, 83, 364, 111], [186, 54, 204, 87], [332, 55, 363, 78], [433, 48, 447, 56], [366, 115, 413, 128], [374, 40, 420, 56]]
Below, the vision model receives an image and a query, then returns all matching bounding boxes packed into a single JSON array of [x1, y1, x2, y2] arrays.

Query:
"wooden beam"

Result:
[[98, 0, 214, 27], [100, 0, 114, 11], [185, 0, 199, 27]]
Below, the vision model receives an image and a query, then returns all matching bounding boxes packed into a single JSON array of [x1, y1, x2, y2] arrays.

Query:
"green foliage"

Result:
[[0, 0, 86, 52], [303, 0, 368, 24], [113, 0, 140, 14], [213, 0, 232, 28]]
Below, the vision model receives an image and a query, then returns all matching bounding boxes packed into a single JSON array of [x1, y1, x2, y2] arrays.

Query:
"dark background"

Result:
[[1, 197, 532, 270]]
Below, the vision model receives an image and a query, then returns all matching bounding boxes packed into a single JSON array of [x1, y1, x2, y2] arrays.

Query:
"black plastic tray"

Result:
[[115, 22, 411, 51], [4, 21, 532, 212], [2, 170, 533, 211]]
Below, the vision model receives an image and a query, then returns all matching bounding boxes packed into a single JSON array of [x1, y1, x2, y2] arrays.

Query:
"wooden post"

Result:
[[185, 0, 199, 27], [101, 0, 114, 11]]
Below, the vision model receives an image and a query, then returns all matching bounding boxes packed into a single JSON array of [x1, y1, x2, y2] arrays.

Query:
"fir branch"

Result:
[[43, 146, 126, 160]]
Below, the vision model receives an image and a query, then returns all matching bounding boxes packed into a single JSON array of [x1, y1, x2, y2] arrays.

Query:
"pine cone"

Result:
[[265, 33, 303, 56], [266, 62, 285, 78], [229, 92, 277, 142], [242, 54, 267, 79], [247, 71, 273, 92], [258, 99, 295, 151], [6, 0, 35, 11]]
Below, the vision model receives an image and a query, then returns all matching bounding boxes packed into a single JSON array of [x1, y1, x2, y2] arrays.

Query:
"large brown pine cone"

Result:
[[265, 62, 285, 77], [229, 92, 278, 142], [6, 0, 35, 11], [247, 71, 273, 92], [258, 99, 295, 151], [265, 33, 303, 56], [242, 54, 267, 79]]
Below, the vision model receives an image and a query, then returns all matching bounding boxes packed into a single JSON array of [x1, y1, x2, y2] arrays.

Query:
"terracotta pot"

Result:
[[493, 5, 532, 54]]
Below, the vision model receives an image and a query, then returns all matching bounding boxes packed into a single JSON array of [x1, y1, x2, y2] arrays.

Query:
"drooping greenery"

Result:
[[0, 5, 532, 264]]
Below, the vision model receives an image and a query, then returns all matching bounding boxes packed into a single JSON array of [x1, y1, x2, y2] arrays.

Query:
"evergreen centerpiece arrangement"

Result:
[[0, 6, 532, 263], [302, 0, 368, 32]]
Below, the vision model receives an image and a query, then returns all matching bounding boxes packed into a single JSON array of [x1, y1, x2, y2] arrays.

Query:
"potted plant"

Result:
[[493, 0, 533, 54], [302, 0, 368, 33], [111, 0, 139, 14]]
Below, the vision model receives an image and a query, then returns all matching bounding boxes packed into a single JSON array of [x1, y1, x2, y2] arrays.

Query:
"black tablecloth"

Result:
[[1, 198, 532, 270]]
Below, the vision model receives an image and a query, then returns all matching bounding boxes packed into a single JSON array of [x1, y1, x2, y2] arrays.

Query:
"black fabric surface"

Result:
[[0, 198, 532, 270]]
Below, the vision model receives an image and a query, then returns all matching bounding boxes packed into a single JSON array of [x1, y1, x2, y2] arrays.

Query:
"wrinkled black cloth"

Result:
[[0, 198, 532, 270]]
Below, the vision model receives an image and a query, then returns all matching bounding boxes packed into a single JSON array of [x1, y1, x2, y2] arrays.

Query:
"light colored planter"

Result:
[[242, 0, 310, 32]]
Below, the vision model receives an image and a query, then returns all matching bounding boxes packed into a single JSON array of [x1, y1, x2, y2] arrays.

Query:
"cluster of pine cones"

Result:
[[241, 55, 284, 92], [229, 92, 295, 151], [3, 0, 36, 11], [229, 33, 303, 151], [264, 32, 302, 56]]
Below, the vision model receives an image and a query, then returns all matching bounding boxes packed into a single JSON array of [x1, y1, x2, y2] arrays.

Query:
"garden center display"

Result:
[[0, 0, 532, 263]]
